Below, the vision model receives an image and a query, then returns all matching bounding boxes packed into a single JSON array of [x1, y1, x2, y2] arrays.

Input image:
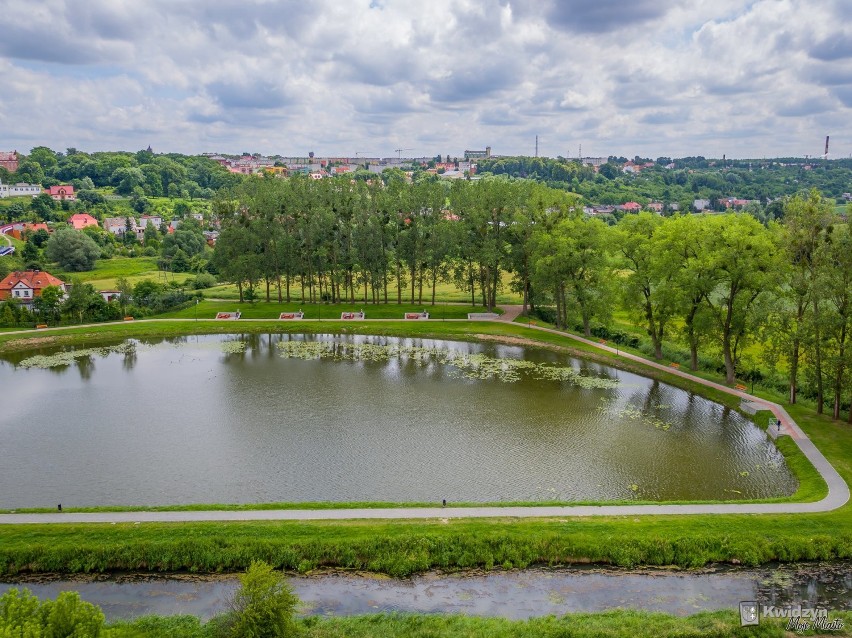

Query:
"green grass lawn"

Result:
[[52, 257, 193, 289], [158, 299, 493, 320], [202, 270, 524, 305]]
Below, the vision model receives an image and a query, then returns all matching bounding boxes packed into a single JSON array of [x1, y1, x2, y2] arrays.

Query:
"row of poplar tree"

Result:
[[212, 176, 851, 419]]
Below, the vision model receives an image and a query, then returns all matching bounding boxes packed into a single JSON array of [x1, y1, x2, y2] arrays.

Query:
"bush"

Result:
[[192, 272, 217, 289], [0, 588, 104, 637], [210, 561, 299, 638]]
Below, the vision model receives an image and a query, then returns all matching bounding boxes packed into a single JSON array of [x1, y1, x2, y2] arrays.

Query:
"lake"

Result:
[[0, 333, 796, 507]]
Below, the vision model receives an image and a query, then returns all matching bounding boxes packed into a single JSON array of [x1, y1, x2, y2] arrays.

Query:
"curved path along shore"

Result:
[[0, 311, 848, 524]]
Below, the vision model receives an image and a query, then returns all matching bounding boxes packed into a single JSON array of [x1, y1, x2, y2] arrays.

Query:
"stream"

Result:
[[2, 562, 850, 621]]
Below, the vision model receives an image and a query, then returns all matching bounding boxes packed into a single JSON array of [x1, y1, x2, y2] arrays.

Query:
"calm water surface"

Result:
[[0, 334, 796, 507], [2, 563, 850, 620]]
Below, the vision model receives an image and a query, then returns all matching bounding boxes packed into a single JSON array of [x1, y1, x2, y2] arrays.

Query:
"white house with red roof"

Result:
[[0, 270, 67, 309], [68, 213, 99, 230], [45, 185, 76, 201]]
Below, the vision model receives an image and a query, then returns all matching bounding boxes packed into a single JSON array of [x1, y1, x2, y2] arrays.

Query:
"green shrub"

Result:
[[0, 588, 104, 637], [209, 561, 299, 638]]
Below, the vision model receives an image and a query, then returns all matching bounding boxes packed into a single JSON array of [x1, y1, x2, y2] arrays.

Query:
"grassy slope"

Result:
[[104, 610, 852, 638], [52, 257, 193, 289], [0, 320, 850, 578]]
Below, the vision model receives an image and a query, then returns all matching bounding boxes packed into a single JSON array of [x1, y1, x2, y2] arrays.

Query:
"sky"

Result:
[[1, 0, 850, 159]]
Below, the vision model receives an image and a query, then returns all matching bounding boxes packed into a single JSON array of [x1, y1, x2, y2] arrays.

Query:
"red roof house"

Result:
[[621, 201, 642, 212], [45, 185, 76, 201], [69, 213, 98, 230], [0, 270, 67, 308]]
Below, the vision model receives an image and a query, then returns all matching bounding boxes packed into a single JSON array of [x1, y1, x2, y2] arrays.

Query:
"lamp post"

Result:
[[194, 298, 199, 321]]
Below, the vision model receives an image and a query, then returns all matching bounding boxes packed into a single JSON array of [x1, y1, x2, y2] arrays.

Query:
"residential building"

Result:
[[138, 215, 163, 228], [68, 213, 99, 230], [647, 202, 664, 213], [693, 199, 711, 211], [103, 217, 137, 236], [45, 185, 76, 201], [0, 180, 41, 198], [619, 201, 642, 212], [0, 151, 19, 173], [8, 222, 49, 240], [0, 270, 67, 309], [98, 290, 121, 303]]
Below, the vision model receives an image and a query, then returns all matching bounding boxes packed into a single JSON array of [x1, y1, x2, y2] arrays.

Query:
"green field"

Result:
[[0, 320, 850, 581], [202, 270, 524, 304], [52, 257, 193, 289]]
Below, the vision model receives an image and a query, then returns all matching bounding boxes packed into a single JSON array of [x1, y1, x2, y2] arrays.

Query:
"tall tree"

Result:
[[614, 212, 677, 359], [703, 214, 781, 384]]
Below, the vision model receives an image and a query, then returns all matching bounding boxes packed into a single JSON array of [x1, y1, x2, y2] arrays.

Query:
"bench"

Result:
[[405, 312, 429, 320], [279, 311, 304, 320], [735, 384, 747, 391], [669, 362, 680, 369], [340, 311, 365, 320], [467, 312, 499, 320], [598, 339, 607, 345], [124, 316, 134, 321], [36, 324, 48, 329]]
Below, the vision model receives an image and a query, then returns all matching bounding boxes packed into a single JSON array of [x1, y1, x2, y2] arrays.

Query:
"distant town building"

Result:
[[464, 146, 492, 160], [581, 157, 607, 167], [0, 151, 19, 173]]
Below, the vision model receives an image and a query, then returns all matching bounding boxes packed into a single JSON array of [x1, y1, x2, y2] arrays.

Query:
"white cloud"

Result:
[[0, 0, 848, 158]]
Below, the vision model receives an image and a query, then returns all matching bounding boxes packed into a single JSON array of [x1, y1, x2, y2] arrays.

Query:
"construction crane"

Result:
[[394, 148, 413, 160], [821, 135, 830, 159]]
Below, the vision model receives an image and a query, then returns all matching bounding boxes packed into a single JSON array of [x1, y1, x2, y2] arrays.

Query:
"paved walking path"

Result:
[[0, 316, 848, 524]]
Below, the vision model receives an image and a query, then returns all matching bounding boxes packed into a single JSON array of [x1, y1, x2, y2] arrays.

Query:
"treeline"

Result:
[[478, 155, 852, 208], [214, 177, 851, 419], [0, 146, 244, 200]]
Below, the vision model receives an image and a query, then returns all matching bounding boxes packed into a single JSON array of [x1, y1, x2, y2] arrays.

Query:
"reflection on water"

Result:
[[0, 334, 797, 507], [2, 563, 849, 621]]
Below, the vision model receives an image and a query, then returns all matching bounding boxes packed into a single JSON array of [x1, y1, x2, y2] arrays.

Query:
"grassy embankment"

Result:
[[0, 319, 850, 578], [95, 609, 852, 637]]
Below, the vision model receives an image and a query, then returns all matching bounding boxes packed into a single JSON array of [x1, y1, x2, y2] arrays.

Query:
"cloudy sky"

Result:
[[1, 0, 850, 159]]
